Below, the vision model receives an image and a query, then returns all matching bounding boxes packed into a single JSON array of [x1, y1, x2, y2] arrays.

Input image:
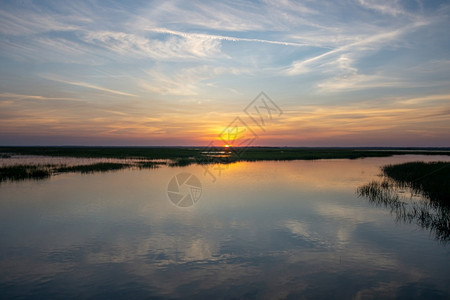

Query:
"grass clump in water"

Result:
[[56, 163, 130, 174], [136, 161, 166, 169], [358, 161, 450, 243], [0, 165, 51, 182], [357, 180, 400, 206], [382, 161, 449, 204], [0, 160, 164, 182], [169, 158, 196, 167]]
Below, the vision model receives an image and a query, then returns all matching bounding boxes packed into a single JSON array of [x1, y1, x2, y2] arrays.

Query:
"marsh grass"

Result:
[[0, 146, 198, 159], [136, 161, 166, 169], [168, 157, 196, 167], [1, 146, 449, 161], [0, 161, 164, 182], [0, 164, 52, 182], [56, 163, 130, 174], [358, 161, 450, 242], [382, 161, 449, 204], [358, 180, 400, 205]]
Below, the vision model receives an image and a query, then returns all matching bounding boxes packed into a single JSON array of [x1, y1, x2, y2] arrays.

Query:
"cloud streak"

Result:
[[41, 75, 137, 97], [0, 1, 449, 146], [285, 21, 429, 75], [146, 27, 308, 47]]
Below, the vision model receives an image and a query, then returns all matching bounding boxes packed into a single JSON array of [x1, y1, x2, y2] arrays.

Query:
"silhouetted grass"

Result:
[[357, 161, 450, 243], [136, 161, 165, 169], [0, 165, 51, 182], [382, 162, 450, 204], [0, 146, 198, 159], [169, 158, 197, 167], [0, 162, 147, 182], [56, 163, 130, 174], [1, 146, 448, 161], [1, 147, 449, 186], [357, 180, 400, 205]]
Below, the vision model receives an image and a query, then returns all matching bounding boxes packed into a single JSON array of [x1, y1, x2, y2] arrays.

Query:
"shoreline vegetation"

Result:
[[358, 161, 450, 242], [0, 161, 165, 182], [1, 146, 449, 183], [2, 148, 450, 241], [1, 146, 449, 159]]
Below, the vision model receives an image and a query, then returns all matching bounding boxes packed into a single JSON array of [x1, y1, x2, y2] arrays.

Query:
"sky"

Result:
[[0, 0, 449, 147]]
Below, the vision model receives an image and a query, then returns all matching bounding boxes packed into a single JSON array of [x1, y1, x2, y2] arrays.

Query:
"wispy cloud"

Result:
[[395, 94, 450, 105], [284, 21, 429, 76], [0, 93, 83, 102], [141, 65, 247, 96], [146, 28, 307, 47], [41, 75, 137, 97], [0, 8, 80, 35], [0, 1, 449, 146], [81, 30, 222, 60], [131, 1, 269, 32], [357, 0, 413, 17]]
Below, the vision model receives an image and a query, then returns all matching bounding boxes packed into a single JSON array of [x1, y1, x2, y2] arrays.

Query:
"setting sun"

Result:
[[1, 1, 450, 298]]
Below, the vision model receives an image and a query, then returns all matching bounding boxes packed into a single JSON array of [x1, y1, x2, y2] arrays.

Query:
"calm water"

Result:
[[0, 155, 449, 299]]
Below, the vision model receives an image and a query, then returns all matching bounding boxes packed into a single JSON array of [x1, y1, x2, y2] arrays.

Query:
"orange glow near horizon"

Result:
[[0, 91, 449, 146]]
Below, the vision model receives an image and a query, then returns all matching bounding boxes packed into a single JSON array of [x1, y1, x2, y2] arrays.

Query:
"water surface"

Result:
[[0, 155, 449, 299]]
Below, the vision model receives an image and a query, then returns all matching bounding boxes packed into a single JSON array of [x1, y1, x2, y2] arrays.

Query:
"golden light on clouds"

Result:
[[0, 1, 449, 146]]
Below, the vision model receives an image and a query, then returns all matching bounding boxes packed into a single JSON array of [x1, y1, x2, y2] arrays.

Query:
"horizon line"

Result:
[[1, 145, 450, 149]]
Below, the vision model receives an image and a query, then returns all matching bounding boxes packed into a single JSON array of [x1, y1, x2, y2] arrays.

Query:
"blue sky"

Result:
[[0, 0, 449, 146]]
